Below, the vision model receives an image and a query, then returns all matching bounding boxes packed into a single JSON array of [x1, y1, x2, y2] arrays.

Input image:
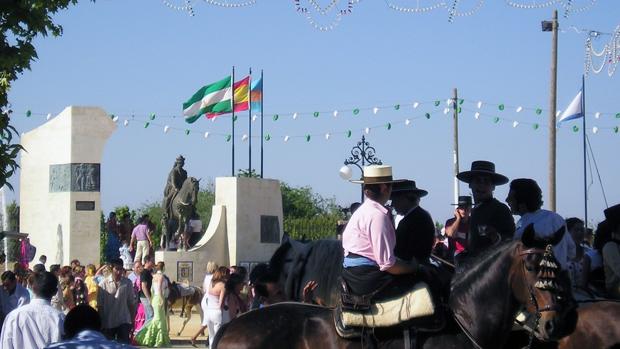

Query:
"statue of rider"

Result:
[[163, 155, 188, 226]]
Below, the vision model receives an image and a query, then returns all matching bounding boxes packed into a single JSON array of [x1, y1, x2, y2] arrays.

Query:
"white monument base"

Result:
[[156, 177, 283, 286]]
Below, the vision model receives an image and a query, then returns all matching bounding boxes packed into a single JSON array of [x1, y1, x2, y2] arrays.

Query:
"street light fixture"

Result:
[[342, 135, 383, 202]]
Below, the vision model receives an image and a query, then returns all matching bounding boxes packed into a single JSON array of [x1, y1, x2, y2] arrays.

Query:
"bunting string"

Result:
[[13, 96, 620, 144]]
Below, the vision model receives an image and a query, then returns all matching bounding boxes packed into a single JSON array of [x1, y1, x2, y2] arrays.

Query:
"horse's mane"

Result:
[[268, 238, 343, 305], [450, 240, 517, 300]]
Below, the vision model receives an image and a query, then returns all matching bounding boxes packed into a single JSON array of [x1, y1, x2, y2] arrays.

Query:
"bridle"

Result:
[[518, 244, 563, 348], [454, 244, 563, 349]]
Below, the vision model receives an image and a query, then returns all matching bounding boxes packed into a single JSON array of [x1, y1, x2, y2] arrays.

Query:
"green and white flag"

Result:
[[183, 76, 232, 123]]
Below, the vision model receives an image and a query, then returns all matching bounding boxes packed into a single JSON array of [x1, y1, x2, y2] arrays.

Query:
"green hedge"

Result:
[[284, 216, 340, 241]]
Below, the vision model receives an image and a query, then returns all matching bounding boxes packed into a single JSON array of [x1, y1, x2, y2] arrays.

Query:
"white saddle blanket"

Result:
[[178, 284, 196, 297], [342, 282, 435, 328]]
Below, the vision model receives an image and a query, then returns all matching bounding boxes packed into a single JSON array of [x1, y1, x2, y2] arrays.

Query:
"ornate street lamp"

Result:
[[340, 135, 383, 202]]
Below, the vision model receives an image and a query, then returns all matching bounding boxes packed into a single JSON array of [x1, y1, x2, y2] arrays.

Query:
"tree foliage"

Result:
[[0, 1, 87, 189]]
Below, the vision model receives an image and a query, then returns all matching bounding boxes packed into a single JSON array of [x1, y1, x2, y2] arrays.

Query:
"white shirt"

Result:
[[1, 284, 30, 316], [514, 209, 576, 269], [0, 298, 65, 349]]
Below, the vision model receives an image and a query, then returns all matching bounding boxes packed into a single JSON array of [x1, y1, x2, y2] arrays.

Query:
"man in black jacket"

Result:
[[391, 180, 435, 265], [457, 160, 515, 255]]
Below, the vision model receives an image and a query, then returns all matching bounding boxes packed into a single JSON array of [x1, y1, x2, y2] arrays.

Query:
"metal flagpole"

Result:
[[452, 88, 460, 204], [260, 69, 264, 178], [582, 74, 588, 227], [232, 66, 236, 177], [248, 67, 252, 176]]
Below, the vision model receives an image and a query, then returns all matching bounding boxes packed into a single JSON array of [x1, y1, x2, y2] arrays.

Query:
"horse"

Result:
[[554, 300, 620, 349], [213, 228, 573, 349], [167, 281, 204, 336], [170, 176, 200, 249]]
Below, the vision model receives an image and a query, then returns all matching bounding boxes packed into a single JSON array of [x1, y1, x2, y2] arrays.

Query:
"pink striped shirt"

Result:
[[342, 199, 396, 271]]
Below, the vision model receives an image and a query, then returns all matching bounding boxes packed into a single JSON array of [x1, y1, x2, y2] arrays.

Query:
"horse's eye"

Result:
[[525, 265, 536, 272]]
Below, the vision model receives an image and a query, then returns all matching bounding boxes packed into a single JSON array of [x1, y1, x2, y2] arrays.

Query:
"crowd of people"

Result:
[[1, 159, 619, 348]]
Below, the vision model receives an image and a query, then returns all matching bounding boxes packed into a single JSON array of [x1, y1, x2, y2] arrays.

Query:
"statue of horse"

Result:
[[213, 227, 576, 349], [168, 177, 200, 249]]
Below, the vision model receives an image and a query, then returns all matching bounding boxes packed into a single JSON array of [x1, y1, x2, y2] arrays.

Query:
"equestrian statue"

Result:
[[162, 155, 200, 251]]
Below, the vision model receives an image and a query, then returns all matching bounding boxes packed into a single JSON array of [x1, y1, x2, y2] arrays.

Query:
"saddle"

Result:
[[335, 280, 445, 340]]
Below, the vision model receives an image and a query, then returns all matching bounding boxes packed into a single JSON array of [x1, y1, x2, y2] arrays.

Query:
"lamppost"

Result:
[[339, 135, 383, 202]]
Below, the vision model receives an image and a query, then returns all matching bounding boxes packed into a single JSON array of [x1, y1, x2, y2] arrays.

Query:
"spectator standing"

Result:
[[34, 255, 47, 271], [134, 263, 170, 347], [84, 265, 98, 309], [191, 266, 229, 348], [97, 259, 136, 344], [1, 271, 30, 319], [191, 261, 218, 345], [49, 265, 64, 311], [129, 215, 153, 264], [139, 258, 155, 323], [44, 304, 136, 349], [0, 271, 64, 349]]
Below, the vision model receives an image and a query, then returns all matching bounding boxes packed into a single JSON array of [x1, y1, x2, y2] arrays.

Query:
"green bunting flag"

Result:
[[353, 109, 359, 115], [273, 114, 279, 121]]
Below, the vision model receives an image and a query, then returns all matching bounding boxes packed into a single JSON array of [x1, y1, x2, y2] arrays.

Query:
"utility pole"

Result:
[[543, 10, 558, 212], [453, 88, 460, 204]]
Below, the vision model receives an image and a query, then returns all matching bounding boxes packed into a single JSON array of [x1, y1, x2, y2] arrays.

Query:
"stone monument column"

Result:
[[20, 106, 116, 266]]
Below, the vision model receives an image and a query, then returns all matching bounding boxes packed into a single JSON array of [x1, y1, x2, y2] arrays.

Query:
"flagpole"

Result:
[[260, 69, 264, 179], [232, 66, 236, 177], [582, 74, 588, 227], [248, 67, 252, 177]]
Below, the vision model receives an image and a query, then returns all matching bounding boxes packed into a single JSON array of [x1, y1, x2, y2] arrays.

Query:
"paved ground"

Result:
[[138, 308, 208, 348]]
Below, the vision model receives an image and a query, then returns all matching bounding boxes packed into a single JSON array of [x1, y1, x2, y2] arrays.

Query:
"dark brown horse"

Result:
[[213, 228, 573, 349]]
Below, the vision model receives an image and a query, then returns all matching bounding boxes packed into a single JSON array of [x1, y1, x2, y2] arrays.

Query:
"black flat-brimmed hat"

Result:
[[457, 160, 509, 185], [604, 203, 620, 227], [390, 180, 428, 198], [350, 165, 406, 185], [451, 195, 472, 207]]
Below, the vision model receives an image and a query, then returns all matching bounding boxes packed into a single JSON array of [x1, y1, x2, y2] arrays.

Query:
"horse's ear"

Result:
[[521, 224, 536, 247], [197, 178, 202, 182], [549, 225, 566, 246]]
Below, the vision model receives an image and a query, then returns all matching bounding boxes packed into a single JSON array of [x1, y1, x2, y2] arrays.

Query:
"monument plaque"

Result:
[[75, 201, 95, 211], [177, 261, 193, 282], [260, 215, 280, 243]]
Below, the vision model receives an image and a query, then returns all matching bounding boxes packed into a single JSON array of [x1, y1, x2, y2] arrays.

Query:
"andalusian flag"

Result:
[[183, 76, 232, 123]]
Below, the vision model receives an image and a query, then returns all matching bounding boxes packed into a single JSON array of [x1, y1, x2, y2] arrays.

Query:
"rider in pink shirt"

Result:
[[341, 165, 421, 299]]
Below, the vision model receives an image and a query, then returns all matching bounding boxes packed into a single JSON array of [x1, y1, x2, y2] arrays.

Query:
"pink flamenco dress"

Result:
[[131, 276, 146, 345], [135, 272, 171, 347]]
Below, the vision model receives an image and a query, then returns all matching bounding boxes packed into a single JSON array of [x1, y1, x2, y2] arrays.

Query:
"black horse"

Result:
[[213, 227, 575, 349]]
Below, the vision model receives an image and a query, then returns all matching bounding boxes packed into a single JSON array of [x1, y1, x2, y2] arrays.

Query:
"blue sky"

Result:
[[6, 0, 620, 227]]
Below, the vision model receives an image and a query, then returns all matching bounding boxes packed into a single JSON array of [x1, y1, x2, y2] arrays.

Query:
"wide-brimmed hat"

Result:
[[604, 203, 620, 227], [451, 195, 472, 207], [390, 180, 428, 198], [457, 160, 509, 185], [350, 165, 406, 185]]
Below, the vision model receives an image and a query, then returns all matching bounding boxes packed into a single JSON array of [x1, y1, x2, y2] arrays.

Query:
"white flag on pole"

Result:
[[558, 90, 583, 123]]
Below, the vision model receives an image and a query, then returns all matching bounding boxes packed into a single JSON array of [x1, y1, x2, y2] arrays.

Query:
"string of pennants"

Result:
[[16, 98, 620, 142]]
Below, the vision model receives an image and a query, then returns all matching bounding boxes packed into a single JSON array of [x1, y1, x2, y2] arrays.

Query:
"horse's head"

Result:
[[511, 224, 575, 341], [179, 177, 200, 204]]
